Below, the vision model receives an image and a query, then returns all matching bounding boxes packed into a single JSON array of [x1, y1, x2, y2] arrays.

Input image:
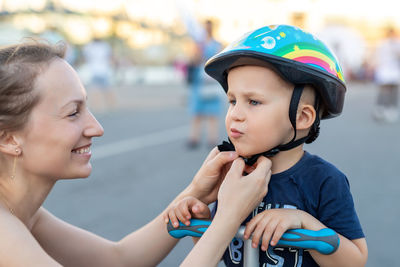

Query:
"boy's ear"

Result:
[[0, 131, 22, 156], [296, 104, 316, 130]]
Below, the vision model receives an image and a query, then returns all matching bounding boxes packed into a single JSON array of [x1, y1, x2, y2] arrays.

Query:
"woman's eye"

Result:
[[68, 110, 79, 117], [229, 99, 236, 105], [249, 100, 259, 106]]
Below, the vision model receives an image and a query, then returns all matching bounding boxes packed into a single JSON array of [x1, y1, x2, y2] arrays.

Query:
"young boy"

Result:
[[166, 24, 367, 266]]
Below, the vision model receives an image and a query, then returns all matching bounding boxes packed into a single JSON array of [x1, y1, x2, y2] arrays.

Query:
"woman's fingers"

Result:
[[208, 151, 238, 173], [225, 157, 245, 178], [250, 156, 271, 178], [202, 147, 220, 164], [247, 157, 271, 194], [243, 164, 255, 174]]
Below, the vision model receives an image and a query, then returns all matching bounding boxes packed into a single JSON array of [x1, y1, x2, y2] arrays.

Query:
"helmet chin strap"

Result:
[[218, 84, 309, 166]]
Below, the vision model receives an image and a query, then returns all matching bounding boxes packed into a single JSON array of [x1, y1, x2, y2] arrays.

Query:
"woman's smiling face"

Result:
[[16, 58, 104, 180]]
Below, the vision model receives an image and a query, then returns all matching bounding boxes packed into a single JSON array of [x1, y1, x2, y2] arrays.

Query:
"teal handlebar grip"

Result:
[[277, 228, 340, 255], [167, 219, 339, 255], [167, 219, 211, 238]]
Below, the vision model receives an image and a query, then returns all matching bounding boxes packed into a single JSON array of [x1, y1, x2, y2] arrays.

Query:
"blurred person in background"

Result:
[[0, 40, 271, 267], [184, 19, 223, 149], [83, 37, 116, 113], [372, 26, 400, 123]]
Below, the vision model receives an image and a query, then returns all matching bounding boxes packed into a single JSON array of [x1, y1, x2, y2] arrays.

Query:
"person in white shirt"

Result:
[[373, 26, 400, 123]]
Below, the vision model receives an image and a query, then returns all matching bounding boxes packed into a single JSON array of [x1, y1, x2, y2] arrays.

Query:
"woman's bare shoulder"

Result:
[[0, 206, 27, 233], [0, 207, 61, 266]]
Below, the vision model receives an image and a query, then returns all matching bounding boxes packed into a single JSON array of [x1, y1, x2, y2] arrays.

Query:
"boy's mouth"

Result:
[[230, 128, 243, 138]]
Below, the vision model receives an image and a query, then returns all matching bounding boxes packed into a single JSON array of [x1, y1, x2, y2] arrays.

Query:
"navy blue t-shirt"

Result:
[[218, 151, 364, 267]]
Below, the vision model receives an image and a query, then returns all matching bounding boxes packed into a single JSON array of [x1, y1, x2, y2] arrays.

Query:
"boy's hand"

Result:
[[163, 196, 210, 228], [189, 147, 238, 204], [244, 208, 303, 251]]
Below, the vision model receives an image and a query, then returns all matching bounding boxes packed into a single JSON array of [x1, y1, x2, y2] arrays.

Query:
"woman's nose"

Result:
[[84, 110, 104, 137]]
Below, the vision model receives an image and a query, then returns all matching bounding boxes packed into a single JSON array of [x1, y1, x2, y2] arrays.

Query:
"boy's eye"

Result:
[[249, 100, 259, 106]]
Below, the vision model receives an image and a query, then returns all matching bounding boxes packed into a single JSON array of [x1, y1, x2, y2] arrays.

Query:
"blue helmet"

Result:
[[205, 24, 346, 119]]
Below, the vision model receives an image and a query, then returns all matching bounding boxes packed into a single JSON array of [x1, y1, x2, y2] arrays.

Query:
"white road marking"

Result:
[[91, 125, 188, 160]]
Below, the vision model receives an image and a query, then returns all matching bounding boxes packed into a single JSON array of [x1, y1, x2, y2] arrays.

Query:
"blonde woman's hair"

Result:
[[0, 39, 66, 132]]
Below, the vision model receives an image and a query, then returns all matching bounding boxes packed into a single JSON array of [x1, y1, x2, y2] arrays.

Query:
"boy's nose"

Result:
[[230, 104, 245, 122]]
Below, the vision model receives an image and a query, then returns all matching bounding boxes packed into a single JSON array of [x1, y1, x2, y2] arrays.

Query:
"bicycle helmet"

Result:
[[205, 24, 347, 164]]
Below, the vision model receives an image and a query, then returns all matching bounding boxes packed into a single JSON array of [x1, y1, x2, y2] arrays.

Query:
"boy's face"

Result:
[[226, 65, 294, 158]]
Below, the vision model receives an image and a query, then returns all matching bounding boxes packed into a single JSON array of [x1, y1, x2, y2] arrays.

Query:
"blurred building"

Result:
[[0, 0, 399, 81]]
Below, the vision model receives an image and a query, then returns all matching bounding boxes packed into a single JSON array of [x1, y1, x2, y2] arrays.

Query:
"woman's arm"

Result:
[[181, 156, 271, 267], [181, 212, 240, 267], [32, 208, 122, 267], [29, 147, 241, 267], [32, 207, 179, 267], [31, 149, 239, 267]]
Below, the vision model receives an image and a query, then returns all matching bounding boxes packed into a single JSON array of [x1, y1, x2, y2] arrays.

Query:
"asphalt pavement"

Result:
[[43, 81, 399, 266]]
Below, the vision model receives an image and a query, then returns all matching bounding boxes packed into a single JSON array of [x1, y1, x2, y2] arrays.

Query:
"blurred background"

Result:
[[1, 0, 392, 86], [1, 0, 399, 266]]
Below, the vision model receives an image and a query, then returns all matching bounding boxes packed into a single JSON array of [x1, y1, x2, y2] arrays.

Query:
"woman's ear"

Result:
[[296, 104, 316, 130], [0, 131, 21, 156]]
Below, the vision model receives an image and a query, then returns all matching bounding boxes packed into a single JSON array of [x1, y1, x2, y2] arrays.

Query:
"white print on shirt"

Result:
[[227, 202, 304, 266], [263, 247, 304, 267], [228, 238, 243, 264]]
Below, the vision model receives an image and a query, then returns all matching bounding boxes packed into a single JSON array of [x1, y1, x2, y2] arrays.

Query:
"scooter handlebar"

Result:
[[167, 219, 339, 255]]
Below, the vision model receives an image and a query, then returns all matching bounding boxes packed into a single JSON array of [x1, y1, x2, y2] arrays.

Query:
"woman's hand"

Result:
[[188, 147, 238, 204], [180, 156, 272, 267], [216, 156, 272, 224]]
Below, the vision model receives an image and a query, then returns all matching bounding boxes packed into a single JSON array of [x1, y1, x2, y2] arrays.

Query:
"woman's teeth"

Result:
[[72, 147, 90, 154]]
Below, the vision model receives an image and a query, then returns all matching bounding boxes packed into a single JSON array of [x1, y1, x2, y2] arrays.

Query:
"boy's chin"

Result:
[[234, 148, 257, 158], [232, 142, 269, 158], [235, 146, 269, 159]]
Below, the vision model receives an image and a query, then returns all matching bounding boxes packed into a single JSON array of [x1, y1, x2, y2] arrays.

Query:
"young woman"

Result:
[[0, 41, 271, 267]]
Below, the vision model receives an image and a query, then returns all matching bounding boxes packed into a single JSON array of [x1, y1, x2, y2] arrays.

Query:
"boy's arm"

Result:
[[311, 236, 367, 267], [300, 211, 368, 267], [246, 209, 367, 267]]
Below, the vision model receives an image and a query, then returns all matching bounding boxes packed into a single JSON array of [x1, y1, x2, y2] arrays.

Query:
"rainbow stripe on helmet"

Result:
[[221, 25, 345, 83], [275, 43, 345, 83]]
